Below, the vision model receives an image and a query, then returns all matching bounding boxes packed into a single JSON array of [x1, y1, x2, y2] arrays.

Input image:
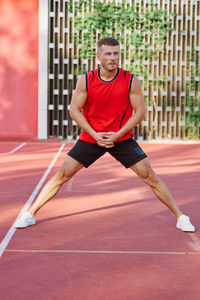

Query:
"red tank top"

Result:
[[79, 67, 135, 143]]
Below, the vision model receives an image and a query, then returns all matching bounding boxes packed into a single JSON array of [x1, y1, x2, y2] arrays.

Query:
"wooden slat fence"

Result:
[[48, 0, 200, 141]]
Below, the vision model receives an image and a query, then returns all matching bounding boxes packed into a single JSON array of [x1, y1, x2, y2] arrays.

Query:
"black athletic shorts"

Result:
[[67, 138, 147, 168]]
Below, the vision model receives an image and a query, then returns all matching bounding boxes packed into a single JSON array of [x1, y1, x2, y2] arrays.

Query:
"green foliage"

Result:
[[70, 0, 174, 71], [66, 0, 200, 139], [184, 51, 200, 139]]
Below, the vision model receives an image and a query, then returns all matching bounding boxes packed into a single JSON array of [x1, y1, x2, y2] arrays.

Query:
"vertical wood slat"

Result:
[[48, 0, 200, 141]]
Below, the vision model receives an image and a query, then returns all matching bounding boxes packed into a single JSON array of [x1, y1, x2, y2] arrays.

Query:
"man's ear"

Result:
[[96, 51, 100, 61]]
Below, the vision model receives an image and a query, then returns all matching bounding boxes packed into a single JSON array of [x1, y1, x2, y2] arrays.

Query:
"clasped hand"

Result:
[[96, 132, 117, 148]]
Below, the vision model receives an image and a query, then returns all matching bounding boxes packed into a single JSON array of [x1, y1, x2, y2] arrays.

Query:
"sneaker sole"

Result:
[[15, 220, 36, 229], [176, 224, 195, 232]]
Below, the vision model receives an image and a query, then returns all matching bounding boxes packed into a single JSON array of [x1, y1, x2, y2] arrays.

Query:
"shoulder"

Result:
[[87, 68, 98, 81], [85, 68, 99, 91], [119, 68, 132, 79], [129, 75, 142, 92], [75, 74, 87, 92], [76, 69, 98, 92], [132, 75, 140, 86]]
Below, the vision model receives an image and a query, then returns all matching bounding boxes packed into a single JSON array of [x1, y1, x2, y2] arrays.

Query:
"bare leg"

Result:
[[29, 155, 83, 216], [130, 158, 182, 219]]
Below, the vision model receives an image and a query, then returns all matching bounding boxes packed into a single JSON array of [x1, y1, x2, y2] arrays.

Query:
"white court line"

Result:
[[5, 249, 200, 255], [0, 142, 26, 156], [0, 143, 65, 258], [187, 233, 200, 251]]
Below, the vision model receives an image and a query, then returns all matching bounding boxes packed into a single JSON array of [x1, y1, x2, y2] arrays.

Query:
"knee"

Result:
[[140, 168, 159, 187], [54, 167, 71, 183]]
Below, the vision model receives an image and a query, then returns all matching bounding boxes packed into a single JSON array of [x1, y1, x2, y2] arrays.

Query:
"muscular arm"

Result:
[[104, 76, 145, 142], [70, 75, 114, 147], [70, 75, 96, 139]]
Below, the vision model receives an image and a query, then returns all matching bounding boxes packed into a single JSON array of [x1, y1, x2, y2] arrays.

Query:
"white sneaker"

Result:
[[176, 215, 195, 232], [14, 212, 36, 228]]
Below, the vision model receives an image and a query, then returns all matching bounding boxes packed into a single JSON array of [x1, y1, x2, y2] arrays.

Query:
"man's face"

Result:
[[97, 45, 120, 71]]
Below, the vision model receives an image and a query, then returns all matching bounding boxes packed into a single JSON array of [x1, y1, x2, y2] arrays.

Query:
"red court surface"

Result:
[[0, 141, 200, 300]]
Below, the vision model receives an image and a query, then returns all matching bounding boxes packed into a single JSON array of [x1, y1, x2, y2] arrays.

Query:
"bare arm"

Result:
[[104, 76, 145, 142], [70, 75, 114, 147]]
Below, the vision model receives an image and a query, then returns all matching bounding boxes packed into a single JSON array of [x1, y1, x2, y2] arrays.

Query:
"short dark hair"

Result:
[[97, 37, 119, 52]]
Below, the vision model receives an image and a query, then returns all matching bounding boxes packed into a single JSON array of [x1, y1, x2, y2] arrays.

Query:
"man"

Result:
[[15, 37, 195, 232]]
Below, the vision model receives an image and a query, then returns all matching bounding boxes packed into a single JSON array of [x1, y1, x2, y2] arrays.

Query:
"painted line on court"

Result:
[[187, 232, 200, 251], [5, 249, 200, 255], [0, 142, 26, 155], [0, 143, 65, 258]]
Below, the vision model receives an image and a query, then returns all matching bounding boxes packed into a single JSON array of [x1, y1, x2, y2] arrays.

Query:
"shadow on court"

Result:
[[0, 141, 200, 300]]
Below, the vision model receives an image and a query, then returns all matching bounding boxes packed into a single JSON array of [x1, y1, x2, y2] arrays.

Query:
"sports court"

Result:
[[0, 140, 200, 300]]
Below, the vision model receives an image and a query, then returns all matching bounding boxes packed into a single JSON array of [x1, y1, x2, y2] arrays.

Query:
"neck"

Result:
[[99, 67, 118, 81]]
